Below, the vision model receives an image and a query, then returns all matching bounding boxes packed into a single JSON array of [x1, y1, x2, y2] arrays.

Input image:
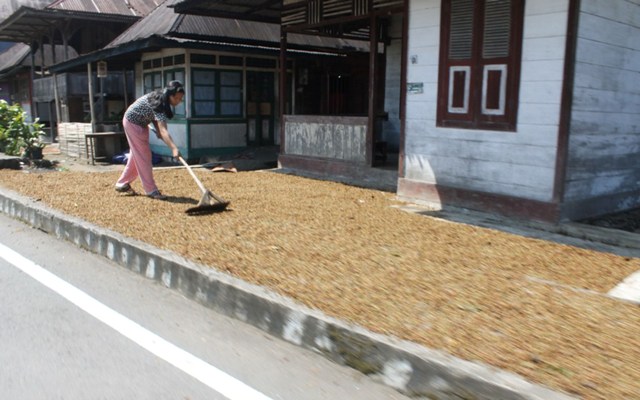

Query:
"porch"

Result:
[[173, 0, 406, 195]]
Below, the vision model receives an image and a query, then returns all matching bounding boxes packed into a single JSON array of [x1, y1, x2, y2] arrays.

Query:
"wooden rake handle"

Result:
[[178, 156, 207, 195]]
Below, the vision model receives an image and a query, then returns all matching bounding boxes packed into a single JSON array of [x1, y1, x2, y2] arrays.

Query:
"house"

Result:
[[0, 0, 158, 148], [0, 0, 65, 132], [170, 0, 405, 193], [48, 0, 371, 161], [0, 42, 78, 140], [399, 0, 640, 222], [173, 0, 640, 223]]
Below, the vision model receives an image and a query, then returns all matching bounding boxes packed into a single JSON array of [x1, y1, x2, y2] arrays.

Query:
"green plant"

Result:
[[0, 100, 45, 157], [0, 100, 11, 152]]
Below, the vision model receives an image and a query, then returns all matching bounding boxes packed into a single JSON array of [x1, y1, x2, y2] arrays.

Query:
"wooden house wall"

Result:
[[33, 72, 131, 103], [284, 115, 367, 162], [10, 72, 30, 107], [190, 123, 246, 148], [562, 0, 640, 219], [401, 0, 569, 205], [150, 122, 187, 151]]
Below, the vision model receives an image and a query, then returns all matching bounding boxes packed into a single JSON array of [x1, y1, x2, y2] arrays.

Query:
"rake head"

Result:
[[185, 190, 230, 215]]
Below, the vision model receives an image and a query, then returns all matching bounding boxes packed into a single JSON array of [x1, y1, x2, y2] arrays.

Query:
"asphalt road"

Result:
[[0, 213, 410, 400]]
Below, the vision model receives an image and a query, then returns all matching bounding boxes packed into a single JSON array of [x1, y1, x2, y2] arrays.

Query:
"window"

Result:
[[437, 0, 524, 131], [192, 70, 217, 116], [246, 57, 276, 68], [143, 70, 186, 117], [219, 71, 242, 116], [219, 56, 243, 66], [191, 53, 216, 65], [143, 72, 162, 93], [143, 55, 184, 70], [191, 69, 243, 118], [174, 54, 185, 65]]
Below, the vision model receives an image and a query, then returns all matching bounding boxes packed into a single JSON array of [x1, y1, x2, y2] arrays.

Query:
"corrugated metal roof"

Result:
[[47, 0, 161, 17], [0, 6, 141, 43], [172, 0, 403, 41], [0, 43, 30, 72], [175, 15, 368, 51], [107, 0, 178, 47], [171, 0, 281, 24], [48, 0, 369, 73], [0, 0, 52, 19], [175, 15, 281, 42], [109, 0, 368, 52], [0, 42, 78, 73]]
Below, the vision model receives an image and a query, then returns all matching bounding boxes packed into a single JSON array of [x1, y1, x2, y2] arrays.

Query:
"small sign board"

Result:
[[97, 61, 108, 78], [407, 82, 424, 94]]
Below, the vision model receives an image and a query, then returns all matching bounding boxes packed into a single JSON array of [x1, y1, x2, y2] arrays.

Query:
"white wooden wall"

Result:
[[190, 123, 246, 148], [565, 0, 640, 203], [403, 0, 569, 202], [150, 122, 187, 148]]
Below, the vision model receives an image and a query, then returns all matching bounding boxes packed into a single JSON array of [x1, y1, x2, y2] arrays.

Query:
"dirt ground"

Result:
[[1, 167, 639, 399]]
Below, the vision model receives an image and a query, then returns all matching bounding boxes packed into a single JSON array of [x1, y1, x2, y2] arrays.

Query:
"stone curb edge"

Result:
[[0, 188, 575, 400]]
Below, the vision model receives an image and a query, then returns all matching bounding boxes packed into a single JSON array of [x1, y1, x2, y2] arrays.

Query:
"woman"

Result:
[[114, 80, 184, 200]]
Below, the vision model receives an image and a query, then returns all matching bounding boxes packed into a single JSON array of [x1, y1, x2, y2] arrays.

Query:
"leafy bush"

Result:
[[0, 100, 45, 157]]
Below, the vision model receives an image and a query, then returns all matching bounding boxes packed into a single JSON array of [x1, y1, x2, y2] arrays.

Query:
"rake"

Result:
[[178, 156, 230, 214]]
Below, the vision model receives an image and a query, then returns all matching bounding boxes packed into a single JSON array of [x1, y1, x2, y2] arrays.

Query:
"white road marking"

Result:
[[608, 269, 640, 304], [0, 243, 273, 400]]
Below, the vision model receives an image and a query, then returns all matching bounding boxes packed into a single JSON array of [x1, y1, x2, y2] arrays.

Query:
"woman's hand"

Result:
[[156, 121, 181, 159]]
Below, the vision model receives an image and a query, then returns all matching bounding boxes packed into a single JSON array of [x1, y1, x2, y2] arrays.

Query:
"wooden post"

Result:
[[87, 62, 96, 133], [398, 0, 409, 178], [50, 28, 56, 65], [279, 26, 287, 155], [53, 73, 61, 140], [122, 69, 129, 108], [62, 23, 70, 60], [39, 39, 45, 75], [29, 43, 36, 122], [366, 15, 379, 167], [553, 0, 581, 205]]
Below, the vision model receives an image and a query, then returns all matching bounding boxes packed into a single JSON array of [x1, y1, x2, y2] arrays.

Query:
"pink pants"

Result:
[[116, 118, 158, 194]]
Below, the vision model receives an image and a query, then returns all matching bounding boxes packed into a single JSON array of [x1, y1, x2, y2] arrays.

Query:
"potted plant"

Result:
[[21, 119, 46, 160]]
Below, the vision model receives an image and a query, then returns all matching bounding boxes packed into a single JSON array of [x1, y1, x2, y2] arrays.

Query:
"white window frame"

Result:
[[481, 64, 507, 116], [448, 66, 471, 114]]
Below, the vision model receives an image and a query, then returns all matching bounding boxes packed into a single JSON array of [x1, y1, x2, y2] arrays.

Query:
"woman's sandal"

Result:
[[115, 183, 135, 194], [147, 190, 168, 200]]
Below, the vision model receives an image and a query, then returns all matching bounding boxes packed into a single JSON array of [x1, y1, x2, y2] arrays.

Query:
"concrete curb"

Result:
[[0, 187, 575, 400]]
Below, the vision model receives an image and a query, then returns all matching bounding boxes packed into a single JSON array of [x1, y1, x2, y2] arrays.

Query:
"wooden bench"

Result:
[[85, 131, 126, 165]]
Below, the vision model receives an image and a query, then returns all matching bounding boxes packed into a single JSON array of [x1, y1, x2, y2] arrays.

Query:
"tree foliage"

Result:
[[0, 100, 45, 157]]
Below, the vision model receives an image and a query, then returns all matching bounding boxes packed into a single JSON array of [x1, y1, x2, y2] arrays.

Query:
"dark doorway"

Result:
[[246, 71, 275, 146]]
